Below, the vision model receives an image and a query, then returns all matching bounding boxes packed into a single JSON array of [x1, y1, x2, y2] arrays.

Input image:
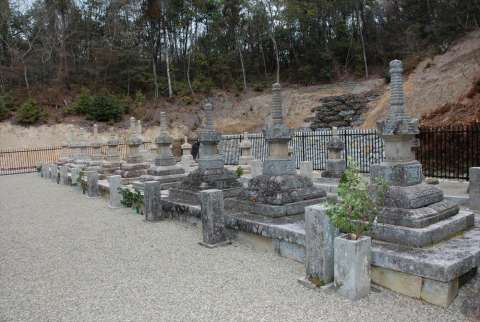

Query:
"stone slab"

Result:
[[369, 210, 475, 247], [420, 276, 459, 307], [370, 160, 423, 187], [372, 213, 480, 282], [262, 159, 296, 176], [168, 187, 243, 205], [371, 266, 422, 298], [228, 197, 327, 218], [377, 199, 460, 228], [384, 184, 444, 209]]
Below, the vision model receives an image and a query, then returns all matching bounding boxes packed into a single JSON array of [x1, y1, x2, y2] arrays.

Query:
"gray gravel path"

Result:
[[0, 174, 474, 321]]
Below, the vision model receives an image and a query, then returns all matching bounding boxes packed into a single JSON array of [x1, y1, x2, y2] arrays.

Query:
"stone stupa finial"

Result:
[[137, 120, 142, 135], [378, 60, 419, 136], [205, 102, 214, 130], [271, 83, 283, 125]]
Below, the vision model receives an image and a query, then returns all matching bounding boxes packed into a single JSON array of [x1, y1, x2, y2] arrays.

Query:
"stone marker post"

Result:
[[322, 127, 346, 178], [469, 167, 480, 211], [85, 170, 99, 198], [108, 175, 122, 208], [249, 160, 263, 177], [144, 181, 163, 221], [199, 189, 229, 248], [300, 161, 313, 178], [41, 164, 48, 178], [71, 168, 80, 185], [239, 132, 253, 165], [60, 166, 69, 185], [180, 136, 194, 168], [301, 204, 338, 287], [51, 164, 59, 183]]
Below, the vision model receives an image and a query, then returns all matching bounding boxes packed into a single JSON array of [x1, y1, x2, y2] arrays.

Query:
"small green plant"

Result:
[[16, 99, 46, 125], [120, 188, 144, 214], [325, 164, 388, 240], [71, 90, 125, 122], [78, 171, 87, 194], [235, 166, 244, 177], [0, 94, 14, 121]]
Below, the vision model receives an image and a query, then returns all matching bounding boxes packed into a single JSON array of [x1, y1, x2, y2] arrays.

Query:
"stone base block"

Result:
[[230, 197, 327, 218], [370, 211, 474, 247], [147, 165, 185, 176], [273, 238, 305, 263], [321, 159, 346, 178], [371, 266, 460, 307], [378, 199, 460, 228], [198, 240, 232, 249], [383, 184, 443, 209], [168, 187, 244, 205], [370, 160, 423, 186], [262, 159, 296, 176]]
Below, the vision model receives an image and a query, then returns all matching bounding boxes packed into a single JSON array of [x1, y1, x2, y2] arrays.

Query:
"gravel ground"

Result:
[[0, 174, 476, 322]]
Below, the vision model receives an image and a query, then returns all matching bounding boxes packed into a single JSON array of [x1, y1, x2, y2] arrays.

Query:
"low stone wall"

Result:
[[307, 91, 381, 129]]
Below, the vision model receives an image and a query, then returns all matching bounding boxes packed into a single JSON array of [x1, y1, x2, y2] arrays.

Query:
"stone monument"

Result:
[[180, 136, 195, 170], [227, 83, 327, 217], [100, 129, 123, 176], [366, 60, 478, 307], [134, 112, 186, 189], [120, 117, 150, 179], [238, 132, 253, 166], [168, 102, 242, 204], [321, 127, 346, 178]]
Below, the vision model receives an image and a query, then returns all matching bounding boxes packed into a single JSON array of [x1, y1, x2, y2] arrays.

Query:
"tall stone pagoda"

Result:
[[366, 60, 478, 307], [134, 112, 186, 189], [120, 117, 150, 179], [229, 83, 327, 217], [168, 101, 242, 204]]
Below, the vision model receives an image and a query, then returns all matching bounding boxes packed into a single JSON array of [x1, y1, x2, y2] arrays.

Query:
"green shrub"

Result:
[[235, 166, 244, 177], [16, 99, 46, 125], [325, 164, 388, 240], [73, 88, 94, 114], [0, 94, 14, 121], [85, 95, 125, 122]]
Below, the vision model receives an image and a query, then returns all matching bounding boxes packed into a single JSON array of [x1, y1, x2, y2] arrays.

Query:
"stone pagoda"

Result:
[[120, 117, 150, 179], [179, 136, 195, 170], [69, 128, 91, 168], [100, 129, 123, 176], [366, 60, 478, 307], [237, 132, 253, 174], [321, 127, 346, 178], [228, 83, 327, 217], [168, 102, 242, 204], [134, 112, 186, 189]]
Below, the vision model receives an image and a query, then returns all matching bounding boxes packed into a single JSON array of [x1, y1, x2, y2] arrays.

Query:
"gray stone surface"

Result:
[[249, 160, 263, 177], [322, 159, 346, 178], [469, 167, 480, 211], [70, 167, 80, 185], [85, 170, 99, 198], [41, 164, 48, 178], [369, 211, 475, 247], [3, 174, 471, 322], [200, 189, 228, 246], [299, 161, 313, 178], [371, 161, 423, 187], [304, 204, 338, 286], [144, 181, 163, 221], [107, 175, 122, 208], [384, 184, 444, 209], [59, 166, 69, 185], [238, 132, 253, 165], [50, 164, 58, 183], [334, 235, 372, 301]]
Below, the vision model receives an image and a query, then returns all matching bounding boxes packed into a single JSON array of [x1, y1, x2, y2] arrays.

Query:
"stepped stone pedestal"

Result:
[[168, 102, 242, 205], [469, 167, 480, 211], [225, 83, 326, 218], [365, 60, 478, 307], [100, 131, 123, 176], [120, 117, 150, 180], [133, 112, 186, 191]]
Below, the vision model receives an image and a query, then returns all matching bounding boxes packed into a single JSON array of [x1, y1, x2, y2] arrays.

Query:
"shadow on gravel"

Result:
[[460, 273, 480, 321]]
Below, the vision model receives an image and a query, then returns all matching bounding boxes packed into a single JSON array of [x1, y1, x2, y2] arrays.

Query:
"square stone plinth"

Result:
[[370, 161, 423, 187]]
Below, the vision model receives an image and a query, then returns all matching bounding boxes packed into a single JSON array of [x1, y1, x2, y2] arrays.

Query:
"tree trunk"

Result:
[[165, 29, 173, 98], [152, 55, 159, 99], [271, 34, 280, 83], [237, 36, 247, 91], [260, 42, 268, 79], [357, 6, 369, 79], [23, 63, 29, 91]]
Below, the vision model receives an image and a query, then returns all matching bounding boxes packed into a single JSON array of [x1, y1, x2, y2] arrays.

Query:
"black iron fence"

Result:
[[1, 124, 479, 179], [416, 124, 480, 180], [219, 128, 383, 173]]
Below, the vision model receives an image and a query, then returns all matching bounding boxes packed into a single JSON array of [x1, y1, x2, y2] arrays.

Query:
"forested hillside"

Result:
[[0, 0, 479, 126]]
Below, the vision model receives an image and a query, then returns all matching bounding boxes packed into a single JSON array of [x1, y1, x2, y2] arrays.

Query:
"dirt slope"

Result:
[[362, 30, 480, 128]]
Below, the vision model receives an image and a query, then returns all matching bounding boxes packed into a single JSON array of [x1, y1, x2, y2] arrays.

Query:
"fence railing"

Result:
[[1, 124, 479, 179], [219, 128, 383, 173], [415, 124, 480, 180]]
